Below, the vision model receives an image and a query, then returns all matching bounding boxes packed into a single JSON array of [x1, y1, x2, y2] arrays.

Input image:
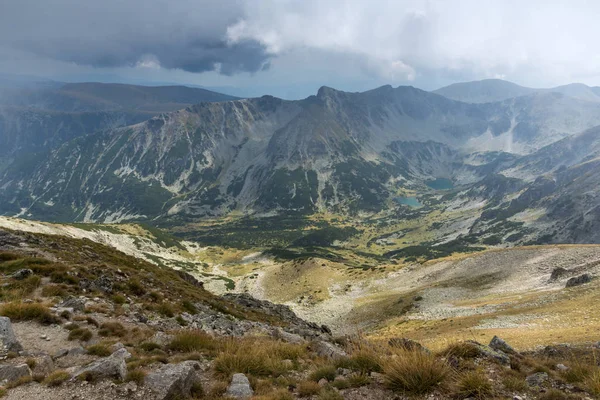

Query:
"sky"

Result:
[[1, 0, 600, 99]]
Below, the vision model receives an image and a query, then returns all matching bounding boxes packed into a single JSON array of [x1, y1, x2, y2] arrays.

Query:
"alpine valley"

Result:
[[3, 78, 600, 348]]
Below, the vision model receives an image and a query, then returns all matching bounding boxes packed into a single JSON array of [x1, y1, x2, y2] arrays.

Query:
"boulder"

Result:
[[489, 336, 515, 354], [388, 338, 430, 353], [526, 372, 549, 387], [273, 328, 306, 345], [10, 269, 33, 280], [32, 354, 55, 376], [72, 348, 130, 381], [58, 296, 87, 312], [226, 373, 254, 399], [0, 316, 23, 354], [550, 267, 568, 281], [145, 361, 200, 400], [565, 274, 592, 288], [466, 340, 510, 365], [0, 364, 31, 384], [312, 341, 347, 359]]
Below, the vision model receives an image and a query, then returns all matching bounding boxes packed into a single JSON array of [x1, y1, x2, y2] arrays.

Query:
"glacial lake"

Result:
[[395, 196, 422, 207], [426, 178, 454, 190]]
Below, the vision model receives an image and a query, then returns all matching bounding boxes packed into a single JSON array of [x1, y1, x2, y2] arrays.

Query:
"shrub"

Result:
[[0, 302, 59, 325], [43, 371, 70, 387], [438, 342, 480, 359], [157, 302, 175, 318], [538, 389, 575, 400], [309, 365, 337, 382], [127, 279, 146, 296], [140, 342, 162, 352], [125, 369, 147, 385], [149, 291, 163, 302], [584, 369, 600, 396], [99, 322, 127, 337], [331, 378, 350, 389], [86, 316, 100, 327], [347, 349, 382, 373], [297, 380, 321, 396], [318, 387, 343, 400], [26, 358, 36, 369], [190, 381, 204, 398], [383, 350, 449, 394], [68, 328, 93, 341], [112, 294, 126, 304], [502, 375, 528, 391], [41, 284, 67, 297], [5, 376, 32, 389], [347, 373, 370, 387], [182, 300, 197, 314], [213, 339, 299, 378], [168, 331, 216, 353], [452, 370, 493, 399], [86, 344, 111, 357], [50, 271, 78, 285]]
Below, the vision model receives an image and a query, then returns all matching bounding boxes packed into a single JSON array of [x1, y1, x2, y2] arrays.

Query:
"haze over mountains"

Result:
[[2, 78, 600, 245]]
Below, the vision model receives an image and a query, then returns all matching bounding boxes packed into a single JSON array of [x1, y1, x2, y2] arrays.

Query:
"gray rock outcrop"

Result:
[[226, 373, 254, 399], [72, 348, 130, 381], [0, 364, 31, 384], [0, 316, 23, 354], [145, 361, 200, 400], [489, 335, 515, 354], [565, 274, 592, 287]]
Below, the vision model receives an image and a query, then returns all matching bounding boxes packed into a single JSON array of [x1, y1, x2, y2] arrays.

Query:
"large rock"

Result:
[[0, 316, 23, 354], [526, 372, 549, 387], [226, 373, 253, 399], [565, 274, 592, 288], [145, 361, 200, 400], [72, 348, 130, 381], [58, 296, 87, 312], [388, 338, 430, 353], [466, 340, 510, 365], [0, 364, 31, 384], [312, 341, 347, 359], [489, 336, 515, 354], [10, 269, 33, 280], [32, 354, 55, 376]]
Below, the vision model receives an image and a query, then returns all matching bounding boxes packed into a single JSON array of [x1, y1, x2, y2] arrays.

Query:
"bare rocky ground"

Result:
[[1, 228, 600, 399]]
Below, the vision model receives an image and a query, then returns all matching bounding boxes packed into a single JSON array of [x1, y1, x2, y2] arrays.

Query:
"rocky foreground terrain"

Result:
[[0, 228, 598, 399]]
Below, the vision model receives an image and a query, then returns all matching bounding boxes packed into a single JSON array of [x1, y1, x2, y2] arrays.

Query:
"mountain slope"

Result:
[[434, 79, 600, 104], [433, 79, 536, 103], [5, 84, 600, 224], [0, 82, 240, 113]]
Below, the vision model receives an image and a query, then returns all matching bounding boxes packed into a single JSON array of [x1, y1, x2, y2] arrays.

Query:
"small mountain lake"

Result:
[[426, 178, 454, 190], [395, 196, 422, 207]]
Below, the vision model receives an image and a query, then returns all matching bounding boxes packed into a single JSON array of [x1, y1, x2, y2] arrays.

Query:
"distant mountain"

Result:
[[4, 84, 600, 224], [434, 79, 600, 104], [0, 82, 240, 113], [433, 79, 536, 103]]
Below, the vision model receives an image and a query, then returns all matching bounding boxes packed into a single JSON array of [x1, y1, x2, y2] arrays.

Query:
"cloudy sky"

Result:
[[1, 0, 600, 99]]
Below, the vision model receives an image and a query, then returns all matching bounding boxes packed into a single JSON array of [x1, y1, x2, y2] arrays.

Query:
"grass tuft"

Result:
[[383, 349, 449, 394], [43, 371, 70, 387], [0, 302, 59, 325]]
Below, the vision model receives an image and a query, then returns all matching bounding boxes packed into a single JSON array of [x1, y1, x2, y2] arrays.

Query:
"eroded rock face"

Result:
[[565, 274, 592, 288], [72, 348, 130, 381], [145, 361, 200, 400], [226, 373, 254, 399], [0, 316, 23, 354]]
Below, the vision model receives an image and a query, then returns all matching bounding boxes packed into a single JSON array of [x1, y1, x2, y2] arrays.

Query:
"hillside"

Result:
[[1, 222, 600, 399], [434, 78, 600, 104], [0, 82, 240, 113]]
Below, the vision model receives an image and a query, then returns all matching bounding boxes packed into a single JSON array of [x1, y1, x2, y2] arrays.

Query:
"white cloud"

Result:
[[227, 0, 600, 86]]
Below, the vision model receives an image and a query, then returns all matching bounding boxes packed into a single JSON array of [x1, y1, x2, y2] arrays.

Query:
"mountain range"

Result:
[[2, 78, 600, 246]]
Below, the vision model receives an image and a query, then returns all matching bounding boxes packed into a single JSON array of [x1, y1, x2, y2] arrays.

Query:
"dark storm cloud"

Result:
[[0, 0, 271, 74]]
